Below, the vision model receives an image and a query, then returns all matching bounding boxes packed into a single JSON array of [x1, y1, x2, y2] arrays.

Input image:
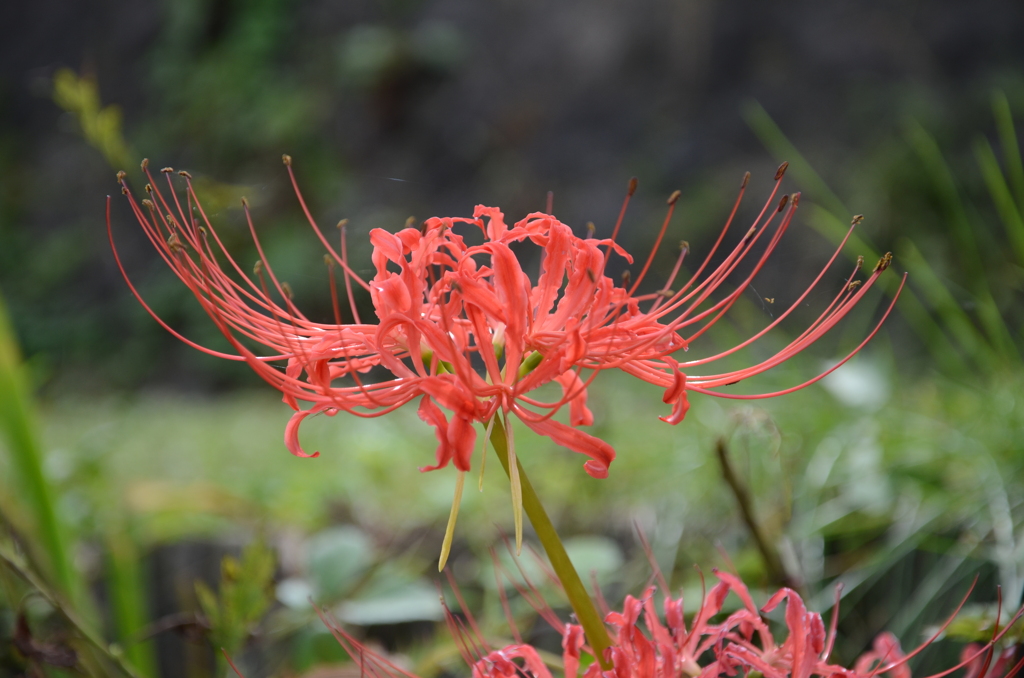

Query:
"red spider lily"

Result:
[[109, 158, 902, 481], [287, 569, 1024, 678], [961, 643, 1022, 678]]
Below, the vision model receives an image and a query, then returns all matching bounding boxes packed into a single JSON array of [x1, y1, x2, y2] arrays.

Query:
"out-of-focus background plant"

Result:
[[1, 1, 1024, 676]]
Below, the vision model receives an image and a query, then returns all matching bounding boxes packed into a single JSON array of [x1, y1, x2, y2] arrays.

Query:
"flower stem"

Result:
[[489, 417, 613, 670]]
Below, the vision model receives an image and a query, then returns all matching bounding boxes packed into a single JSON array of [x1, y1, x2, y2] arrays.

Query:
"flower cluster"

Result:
[[110, 158, 902, 480], [310, 570, 1022, 678]]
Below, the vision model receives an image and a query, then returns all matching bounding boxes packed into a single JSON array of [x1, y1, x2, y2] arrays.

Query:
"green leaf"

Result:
[[742, 99, 854, 225], [906, 119, 1018, 362], [336, 580, 444, 625], [744, 103, 968, 374], [307, 527, 374, 602], [896, 238, 996, 373], [0, 294, 78, 603], [992, 90, 1024, 211], [106, 533, 157, 677]]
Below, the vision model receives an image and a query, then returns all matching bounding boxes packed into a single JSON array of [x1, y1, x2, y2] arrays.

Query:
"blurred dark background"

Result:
[[3, 0, 1024, 392]]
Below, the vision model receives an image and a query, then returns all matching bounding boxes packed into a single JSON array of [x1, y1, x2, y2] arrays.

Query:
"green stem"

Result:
[[488, 417, 613, 670]]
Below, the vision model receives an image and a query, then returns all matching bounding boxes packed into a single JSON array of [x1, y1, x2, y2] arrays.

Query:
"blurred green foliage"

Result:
[[52, 69, 133, 171], [195, 540, 275, 673], [0, 292, 78, 604], [747, 93, 1024, 377]]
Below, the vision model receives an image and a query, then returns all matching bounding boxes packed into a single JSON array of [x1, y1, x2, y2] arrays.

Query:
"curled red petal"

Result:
[[659, 390, 690, 425], [473, 205, 508, 241], [369, 227, 405, 274], [417, 395, 452, 472], [662, 358, 687, 404], [284, 408, 322, 458], [517, 414, 615, 479], [555, 370, 594, 426], [448, 414, 476, 472], [562, 624, 585, 678]]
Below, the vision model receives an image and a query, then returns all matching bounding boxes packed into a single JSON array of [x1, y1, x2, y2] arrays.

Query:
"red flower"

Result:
[[539, 572, 1021, 678], [297, 570, 1023, 678], [110, 159, 902, 479]]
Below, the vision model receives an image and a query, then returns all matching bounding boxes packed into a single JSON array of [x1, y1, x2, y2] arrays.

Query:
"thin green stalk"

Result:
[[715, 439, 792, 590], [107, 532, 157, 677], [488, 417, 613, 670]]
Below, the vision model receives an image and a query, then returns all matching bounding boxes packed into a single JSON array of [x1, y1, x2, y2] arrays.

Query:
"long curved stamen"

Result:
[[628, 189, 681, 295], [682, 236, 859, 369], [283, 156, 372, 292], [677, 194, 799, 341], [338, 220, 363, 323], [687, 273, 905, 396], [689, 260, 886, 385], [108, 196, 265, 361], [657, 165, 783, 313], [647, 240, 689, 313], [656, 188, 790, 325]]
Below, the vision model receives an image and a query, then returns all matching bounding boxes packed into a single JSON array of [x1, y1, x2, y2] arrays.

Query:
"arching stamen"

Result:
[[670, 170, 752, 301], [629, 189, 681, 296], [243, 200, 311, 322], [657, 168, 782, 314], [338, 220, 363, 324], [687, 273, 905, 396], [648, 240, 689, 313], [283, 155, 371, 292], [610, 177, 638, 244], [682, 225, 859, 369], [107, 196, 260, 361]]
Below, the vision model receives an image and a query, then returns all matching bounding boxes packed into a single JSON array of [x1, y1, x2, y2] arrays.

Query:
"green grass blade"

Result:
[[905, 120, 983, 276], [0, 541, 141, 677], [992, 90, 1024, 210], [107, 533, 157, 677], [897, 238, 996, 373], [906, 120, 1018, 362], [742, 99, 855, 225], [806, 206, 965, 372], [0, 293, 77, 601], [888, 554, 978, 638], [804, 204, 877, 260], [744, 105, 969, 374], [974, 136, 1024, 267]]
